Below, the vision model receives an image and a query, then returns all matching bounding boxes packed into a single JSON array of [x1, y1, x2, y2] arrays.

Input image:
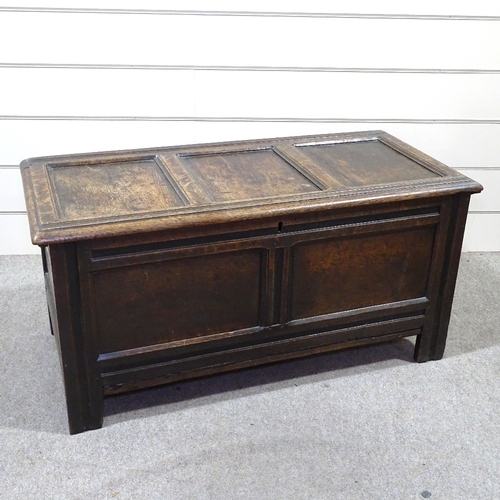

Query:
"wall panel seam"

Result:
[[1, 64, 499, 74], [1, 7, 499, 21], [468, 211, 500, 215], [456, 167, 500, 171], [1, 117, 500, 124]]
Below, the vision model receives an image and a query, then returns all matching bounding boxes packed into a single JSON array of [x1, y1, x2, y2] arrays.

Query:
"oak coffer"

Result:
[[21, 130, 482, 434]]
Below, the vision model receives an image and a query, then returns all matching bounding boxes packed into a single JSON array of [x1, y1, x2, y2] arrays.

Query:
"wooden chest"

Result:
[[21, 131, 482, 434]]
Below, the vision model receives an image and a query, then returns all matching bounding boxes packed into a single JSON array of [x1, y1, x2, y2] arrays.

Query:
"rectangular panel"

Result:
[[4, 69, 500, 120], [1, 13, 499, 69], [196, 72, 500, 121], [92, 248, 264, 353], [296, 140, 438, 187], [48, 157, 185, 221], [290, 226, 436, 320], [180, 149, 320, 202], [0, 68, 194, 117]]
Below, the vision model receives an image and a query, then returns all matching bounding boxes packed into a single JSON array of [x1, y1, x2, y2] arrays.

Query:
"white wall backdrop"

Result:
[[1, 0, 499, 254]]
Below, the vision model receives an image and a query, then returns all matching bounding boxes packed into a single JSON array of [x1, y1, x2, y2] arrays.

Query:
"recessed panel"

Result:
[[180, 149, 320, 202], [48, 158, 184, 221], [297, 140, 438, 187], [93, 249, 263, 353], [290, 226, 435, 320]]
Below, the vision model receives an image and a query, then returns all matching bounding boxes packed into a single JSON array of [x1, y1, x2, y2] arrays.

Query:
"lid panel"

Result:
[[48, 157, 185, 222], [21, 130, 483, 244], [179, 148, 321, 203], [296, 140, 439, 187]]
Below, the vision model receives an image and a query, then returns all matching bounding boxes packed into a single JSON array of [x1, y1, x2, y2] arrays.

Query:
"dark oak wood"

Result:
[[20, 130, 482, 434]]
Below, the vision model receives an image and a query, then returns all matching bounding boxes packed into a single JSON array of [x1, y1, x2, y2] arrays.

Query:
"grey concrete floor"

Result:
[[1, 253, 499, 500]]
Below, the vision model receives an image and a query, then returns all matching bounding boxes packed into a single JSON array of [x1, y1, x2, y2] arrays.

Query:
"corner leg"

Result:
[[414, 333, 445, 363], [414, 194, 471, 364], [47, 243, 104, 434], [64, 378, 104, 435]]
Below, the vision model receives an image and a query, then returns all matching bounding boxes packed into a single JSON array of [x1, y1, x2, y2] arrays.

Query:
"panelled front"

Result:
[[78, 200, 442, 384]]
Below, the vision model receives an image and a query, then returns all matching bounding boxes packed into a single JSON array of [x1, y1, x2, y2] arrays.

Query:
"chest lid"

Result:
[[21, 130, 482, 245]]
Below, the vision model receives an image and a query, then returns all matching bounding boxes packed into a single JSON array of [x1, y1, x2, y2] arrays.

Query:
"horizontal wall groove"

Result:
[[457, 167, 500, 171], [0, 165, 18, 169], [1, 116, 500, 124], [0, 7, 499, 21], [0, 211, 26, 216], [1, 63, 499, 74], [469, 211, 500, 215]]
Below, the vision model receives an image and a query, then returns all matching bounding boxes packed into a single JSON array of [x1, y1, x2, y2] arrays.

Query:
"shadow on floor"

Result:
[[103, 338, 416, 424]]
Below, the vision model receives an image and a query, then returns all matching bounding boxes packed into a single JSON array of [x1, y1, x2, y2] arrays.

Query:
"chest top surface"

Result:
[[21, 130, 482, 245]]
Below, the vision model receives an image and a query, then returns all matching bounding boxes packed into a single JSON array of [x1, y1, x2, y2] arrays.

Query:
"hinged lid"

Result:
[[21, 130, 482, 245]]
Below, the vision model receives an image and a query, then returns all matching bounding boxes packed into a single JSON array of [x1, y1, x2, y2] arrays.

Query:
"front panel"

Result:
[[289, 226, 435, 320], [77, 199, 444, 393], [87, 248, 265, 354]]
